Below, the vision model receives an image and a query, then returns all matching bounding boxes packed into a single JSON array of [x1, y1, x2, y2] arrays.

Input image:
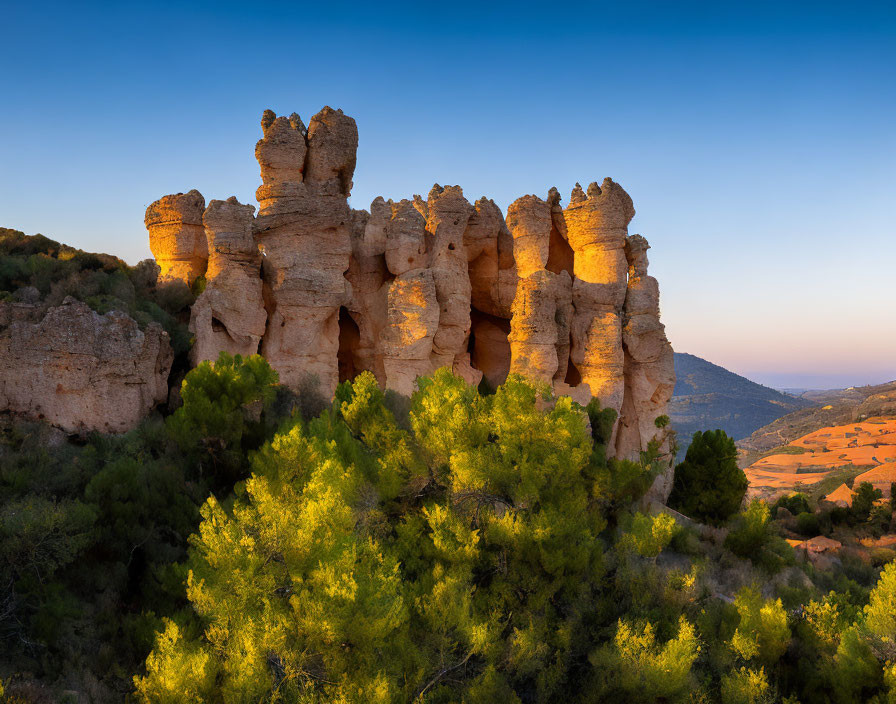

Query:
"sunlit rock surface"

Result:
[[253, 107, 357, 397], [145, 107, 675, 476], [145, 189, 207, 284], [189, 196, 267, 364]]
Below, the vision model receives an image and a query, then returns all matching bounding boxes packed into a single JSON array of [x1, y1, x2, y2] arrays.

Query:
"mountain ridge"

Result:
[[669, 352, 816, 458], [737, 379, 896, 465]]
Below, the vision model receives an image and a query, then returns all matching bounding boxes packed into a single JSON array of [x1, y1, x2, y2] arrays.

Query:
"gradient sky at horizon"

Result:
[[1, 0, 894, 389]]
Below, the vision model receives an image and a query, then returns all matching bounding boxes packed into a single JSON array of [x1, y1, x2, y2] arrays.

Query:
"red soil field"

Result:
[[744, 418, 896, 503]]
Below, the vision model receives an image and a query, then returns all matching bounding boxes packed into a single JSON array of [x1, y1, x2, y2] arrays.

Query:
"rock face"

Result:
[[189, 197, 266, 364], [145, 190, 207, 283], [616, 236, 675, 456], [0, 297, 173, 433], [146, 107, 675, 483], [253, 107, 357, 396]]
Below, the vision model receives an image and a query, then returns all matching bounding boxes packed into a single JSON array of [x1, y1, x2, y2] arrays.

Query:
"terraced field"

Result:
[[744, 418, 896, 504]]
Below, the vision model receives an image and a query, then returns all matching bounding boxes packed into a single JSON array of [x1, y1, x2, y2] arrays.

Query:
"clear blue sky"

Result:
[[1, 1, 894, 389]]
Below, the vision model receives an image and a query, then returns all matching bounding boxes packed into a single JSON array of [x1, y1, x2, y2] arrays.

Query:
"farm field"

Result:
[[743, 418, 896, 504]]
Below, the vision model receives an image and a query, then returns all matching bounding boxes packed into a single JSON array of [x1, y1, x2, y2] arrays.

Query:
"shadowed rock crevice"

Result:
[[564, 343, 582, 387], [546, 222, 574, 277], [337, 306, 361, 384], [468, 307, 511, 391]]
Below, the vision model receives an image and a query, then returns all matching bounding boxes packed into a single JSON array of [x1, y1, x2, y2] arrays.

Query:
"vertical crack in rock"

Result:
[[337, 306, 362, 383], [468, 307, 511, 391]]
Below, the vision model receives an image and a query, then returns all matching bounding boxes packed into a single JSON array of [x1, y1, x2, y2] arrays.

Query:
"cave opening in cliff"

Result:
[[564, 335, 582, 387], [546, 223, 575, 277], [468, 307, 511, 393], [337, 306, 361, 383]]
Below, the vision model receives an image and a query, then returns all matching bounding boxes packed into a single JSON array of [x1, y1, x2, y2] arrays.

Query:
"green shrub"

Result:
[[852, 482, 883, 522], [668, 430, 748, 525], [729, 587, 790, 666], [869, 547, 896, 567], [589, 617, 700, 702], [725, 500, 772, 559], [135, 371, 626, 702], [721, 666, 774, 704], [773, 493, 811, 516], [166, 353, 279, 485], [619, 512, 680, 559], [795, 511, 820, 536]]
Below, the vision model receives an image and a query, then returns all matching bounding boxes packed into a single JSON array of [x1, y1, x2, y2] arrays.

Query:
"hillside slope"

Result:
[[669, 352, 815, 458], [737, 380, 896, 463], [742, 418, 896, 503]]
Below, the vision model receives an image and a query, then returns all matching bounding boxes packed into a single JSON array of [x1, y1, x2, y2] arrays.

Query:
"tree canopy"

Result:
[[668, 429, 748, 524]]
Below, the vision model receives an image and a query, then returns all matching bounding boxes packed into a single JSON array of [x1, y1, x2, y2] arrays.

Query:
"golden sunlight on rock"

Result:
[[142, 107, 676, 497], [145, 189, 207, 283]]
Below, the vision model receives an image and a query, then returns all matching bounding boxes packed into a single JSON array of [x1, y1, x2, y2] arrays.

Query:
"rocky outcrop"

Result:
[[253, 107, 357, 397], [189, 197, 266, 364], [563, 180, 633, 436], [505, 195, 577, 398], [615, 235, 675, 459], [616, 235, 676, 502], [145, 190, 207, 284], [0, 297, 172, 432], [145, 107, 675, 480]]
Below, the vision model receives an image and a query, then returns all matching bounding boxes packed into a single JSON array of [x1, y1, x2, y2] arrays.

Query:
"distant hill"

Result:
[[737, 379, 896, 465], [668, 353, 815, 459]]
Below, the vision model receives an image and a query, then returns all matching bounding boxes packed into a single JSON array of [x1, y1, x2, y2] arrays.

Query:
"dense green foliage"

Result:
[[167, 353, 280, 485], [134, 371, 631, 702], [0, 228, 195, 354], [773, 493, 811, 517], [3, 352, 896, 702], [0, 353, 280, 701], [668, 430, 749, 524], [852, 482, 884, 523]]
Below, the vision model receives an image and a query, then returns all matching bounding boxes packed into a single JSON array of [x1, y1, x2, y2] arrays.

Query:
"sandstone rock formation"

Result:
[[563, 179, 633, 433], [189, 197, 266, 364], [145, 190, 207, 283], [616, 235, 675, 457], [145, 107, 675, 483], [253, 107, 357, 396], [0, 297, 172, 432], [616, 234, 677, 500]]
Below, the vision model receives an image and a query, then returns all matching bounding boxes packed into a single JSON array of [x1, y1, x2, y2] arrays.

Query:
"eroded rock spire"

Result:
[[144, 108, 675, 488]]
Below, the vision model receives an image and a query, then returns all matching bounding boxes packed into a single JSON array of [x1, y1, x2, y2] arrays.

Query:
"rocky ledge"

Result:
[[0, 297, 172, 433]]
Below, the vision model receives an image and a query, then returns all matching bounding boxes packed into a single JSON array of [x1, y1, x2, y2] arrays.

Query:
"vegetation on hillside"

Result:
[[2, 353, 896, 702], [737, 380, 896, 462], [668, 429, 748, 525], [669, 352, 815, 460], [0, 228, 196, 354]]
